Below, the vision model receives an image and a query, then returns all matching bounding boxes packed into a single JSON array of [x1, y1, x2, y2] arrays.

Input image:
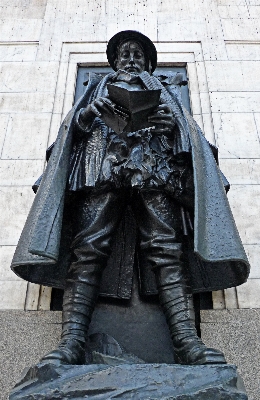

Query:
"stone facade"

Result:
[[0, 0, 260, 310], [1, 2, 260, 399]]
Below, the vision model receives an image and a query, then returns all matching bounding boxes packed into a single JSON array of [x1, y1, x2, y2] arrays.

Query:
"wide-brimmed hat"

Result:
[[106, 30, 157, 73]]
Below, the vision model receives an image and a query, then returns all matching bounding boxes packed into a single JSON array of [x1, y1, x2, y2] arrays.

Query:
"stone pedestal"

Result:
[[10, 362, 247, 400]]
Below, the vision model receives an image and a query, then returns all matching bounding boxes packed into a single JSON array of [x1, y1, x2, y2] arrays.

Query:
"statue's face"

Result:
[[115, 41, 146, 74]]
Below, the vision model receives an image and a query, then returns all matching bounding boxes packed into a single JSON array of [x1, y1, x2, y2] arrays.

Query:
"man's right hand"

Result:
[[80, 97, 114, 125]]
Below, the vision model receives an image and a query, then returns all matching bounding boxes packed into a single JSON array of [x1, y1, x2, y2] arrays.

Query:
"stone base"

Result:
[[10, 363, 247, 400], [2, 310, 258, 399]]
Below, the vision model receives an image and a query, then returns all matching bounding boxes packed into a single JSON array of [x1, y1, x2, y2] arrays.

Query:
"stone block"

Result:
[[192, 114, 203, 128], [62, 95, 75, 120], [0, 62, 59, 93], [210, 92, 260, 113], [200, 113, 216, 144], [224, 287, 238, 309], [237, 279, 260, 308], [227, 184, 260, 244], [248, 6, 260, 17], [158, 0, 219, 43], [226, 43, 260, 61], [106, 1, 157, 43], [243, 245, 260, 279], [1, 114, 51, 160], [158, 52, 195, 64], [24, 283, 40, 311], [212, 290, 225, 309], [52, 93, 68, 116], [248, 0, 260, 4], [63, 9, 107, 43], [217, 0, 247, 4], [191, 113, 216, 146], [206, 61, 260, 92], [0, 113, 9, 155], [0, 93, 55, 113], [0, 186, 34, 246], [201, 39, 229, 62], [189, 92, 202, 115], [157, 17, 204, 43], [0, 281, 27, 309], [38, 286, 52, 311], [199, 91, 212, 114], [47, 113, 62, 146], [253, 112, 260, 136], [218, 5, 250, 18], [213, 113, 260, 158], [0, 160, 44, 186], [188, 61, 208, 93], [0, 246, 20, 281], [219, 159, 260, 185], [51, 61, 68, 99], [221, 18, 260, 41], [0, 44, 38, 62], [0, 19, 43, 42], [0, 1, 47, 19]]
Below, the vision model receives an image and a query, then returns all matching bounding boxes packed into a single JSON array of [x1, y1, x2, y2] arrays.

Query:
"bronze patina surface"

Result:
[[10, 31, 249, 397]]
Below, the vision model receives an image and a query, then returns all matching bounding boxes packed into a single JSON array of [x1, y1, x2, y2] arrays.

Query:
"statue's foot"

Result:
[[41, 337, 86, 366], [174, 341, 226, 365]]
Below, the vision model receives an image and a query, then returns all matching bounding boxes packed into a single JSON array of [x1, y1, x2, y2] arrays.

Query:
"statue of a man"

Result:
[[11, 31, 249, 366]]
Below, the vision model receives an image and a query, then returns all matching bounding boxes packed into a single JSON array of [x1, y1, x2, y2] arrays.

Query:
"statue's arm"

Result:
[[148, 104, 177, 137], [75, 97, 115, 134]]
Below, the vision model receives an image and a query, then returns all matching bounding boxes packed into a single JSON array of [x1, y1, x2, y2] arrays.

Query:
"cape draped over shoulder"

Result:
[[11, 72, 250, 294]]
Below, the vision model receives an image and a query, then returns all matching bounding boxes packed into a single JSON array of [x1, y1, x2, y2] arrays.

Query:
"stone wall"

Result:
[[0, 0, 260, 310]]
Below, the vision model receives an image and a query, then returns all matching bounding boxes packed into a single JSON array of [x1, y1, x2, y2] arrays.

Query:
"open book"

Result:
[[100, 84, 161, 134]]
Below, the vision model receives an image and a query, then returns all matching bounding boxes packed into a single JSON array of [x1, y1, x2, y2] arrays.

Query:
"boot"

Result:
[[156, 264, 226, 365], [41, 265, 102, 366]]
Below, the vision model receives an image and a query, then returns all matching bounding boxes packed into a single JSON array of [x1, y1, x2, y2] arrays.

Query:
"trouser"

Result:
[[55, 187, 226, 365], [62, 188, 186, 343], [68, 188, 184, 280]]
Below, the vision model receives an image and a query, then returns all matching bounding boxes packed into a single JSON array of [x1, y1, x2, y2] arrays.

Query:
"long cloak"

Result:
[[11, 72, 250, 297]]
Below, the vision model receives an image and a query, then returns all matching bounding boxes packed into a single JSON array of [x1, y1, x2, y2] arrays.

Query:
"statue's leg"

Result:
[[41, 189, 126, 365], [155, 264, 226, 365], [133, 189, 226, 365]]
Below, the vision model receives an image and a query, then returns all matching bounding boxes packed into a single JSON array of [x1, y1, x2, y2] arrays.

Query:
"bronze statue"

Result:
[[11, 31, 250, 367]]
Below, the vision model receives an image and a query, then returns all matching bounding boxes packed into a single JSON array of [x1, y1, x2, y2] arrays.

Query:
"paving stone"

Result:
[[201, 309, 260, 400]]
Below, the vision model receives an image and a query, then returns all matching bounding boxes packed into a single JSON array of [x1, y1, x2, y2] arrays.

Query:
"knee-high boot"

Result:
[[41, 264, 102, 365], [155, 264, 226, 365]]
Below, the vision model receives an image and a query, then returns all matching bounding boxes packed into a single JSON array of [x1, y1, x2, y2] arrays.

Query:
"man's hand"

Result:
[[148, 104, 176, 134], [79, 97, 114, 125]]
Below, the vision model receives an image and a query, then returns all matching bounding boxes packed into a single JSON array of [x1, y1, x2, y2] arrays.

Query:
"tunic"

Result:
[[68, 71, 193, 207]]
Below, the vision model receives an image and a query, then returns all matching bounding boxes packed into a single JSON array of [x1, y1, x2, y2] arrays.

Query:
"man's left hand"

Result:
[[148, 104, 176, 134]]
